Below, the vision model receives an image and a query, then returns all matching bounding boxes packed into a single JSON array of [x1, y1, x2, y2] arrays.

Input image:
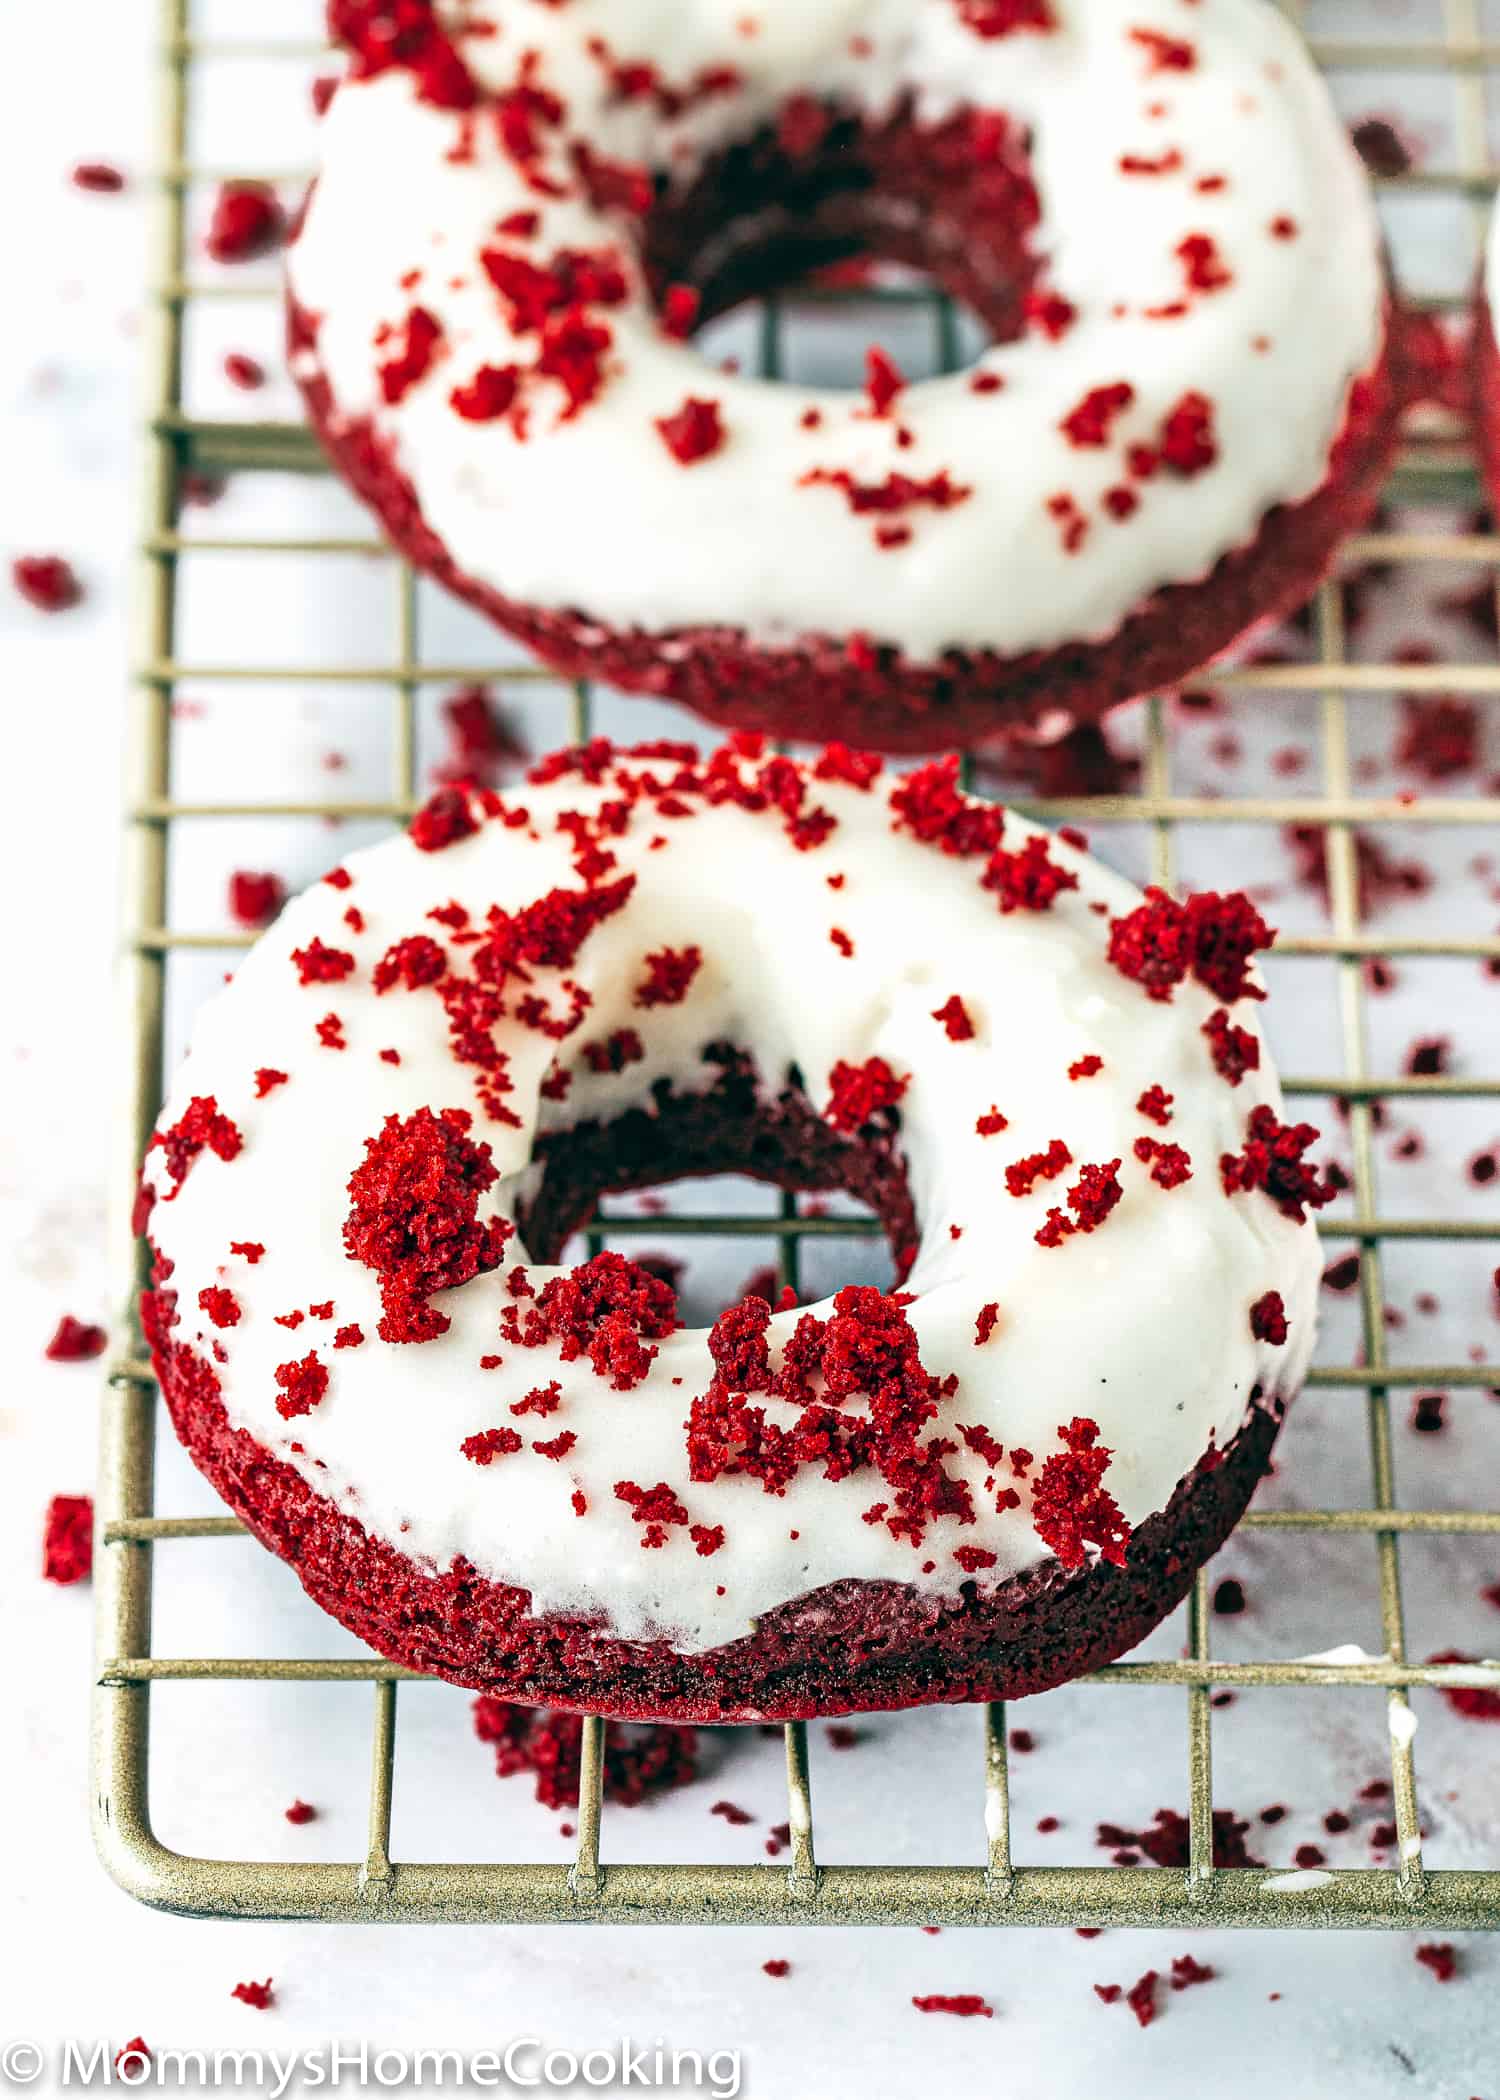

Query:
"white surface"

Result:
[[2, 5, 1499, 2098]]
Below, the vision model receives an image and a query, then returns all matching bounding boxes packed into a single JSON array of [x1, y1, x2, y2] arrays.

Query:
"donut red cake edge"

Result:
[[1471, 290, 1500, 518], [288, 295, 1410, 755], [140, 1066, 1289, 1723]]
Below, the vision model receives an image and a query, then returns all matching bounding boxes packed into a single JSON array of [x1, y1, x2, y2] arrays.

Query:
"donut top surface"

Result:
[[290, 0, 1384, 665], [142, 740, 1324, 1652]]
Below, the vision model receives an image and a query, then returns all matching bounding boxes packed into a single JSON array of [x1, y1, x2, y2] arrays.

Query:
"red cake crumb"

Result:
[[45, 1315, 107, 1362], [1031, 1418, 1130, 1569], [1099, 1807, 1260, 1871], [462, 1426, 525, 1465], [634, 945, 703, 1007], [197, 1287, 241, 1330], [975, 1302, 1001, 1346], [1203, 1009, 1260, 1087], [499, 1251, 678, 1393], [1220, 1107, 1334, 1224], [712, 1799, 754, 1825], [983, 834, 1078, 913], [976, 1107, 1009, 1136], [228, 870, 287, 928], [344, 1107, 510, 1343], [285, 1800, 317, 1824], [231, 1980, 274, 2010], [1125, 1971, 1161, 2028], [1069, 1054, 1103, 1080], [73, 161, 127, 192], [1136, 1085, 1173, 1127], [379, 306, 445, 405], [1034, 1160, 1124, 1248], [450, 364, 521, 422], [1213, 1577, 1246, 1615], [1109, 888, 1271, 1005], [1283, 823, 1430, 921], [1411, 1392, 1445, 1434], [1415, 1942, 1458, 1983], [911, 1995, 993, 2018], [315, 1013, 347, 1051], [1395, 695, 1479, 783], [1093, 1984, 1122, 2005], [889, 757, 1004, 859], [655, 397, 726, 465], [932, 995, 975, 1041], [1130, 26, 1195, 71], [473, 1696, 697, 1808], [1061, 382, 1135, 449], [435, 684, 527, 788], [1427, 1652, 1500, 1720], [149, 1095, 243, 1197], [1249, 1291, 1288, 1345], [43, 1495, 93, 1585], [1132, 1136, 1192, 1190], [224, 352, 266, 390], [12, 554, 82, 611], [1322, 1253, 1360, 1292], [205, 183, 284, 263], [230, 1241, 264, 1263], [273, 1352, 329, 1421], [825, 1056, 909, 1133], [291, 937, 356, 986], [1170, 1954, 1216, 1992], [1006, 1140, 1072, 1197], [762, 1958, 792, 1978]]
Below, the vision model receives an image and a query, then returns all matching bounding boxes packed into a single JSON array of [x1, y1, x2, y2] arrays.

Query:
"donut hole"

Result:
[[639, 98, 1041, 367], [515, 1045, 917, 1303]]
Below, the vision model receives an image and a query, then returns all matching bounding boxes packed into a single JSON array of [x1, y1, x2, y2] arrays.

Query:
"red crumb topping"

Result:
[[228, 870, 286, 928], [1158, 390, 1218, 475], [285, 1800, 317, 1825], [1395, 694, 1479, 783], [1136, 1085, 1174, 1126], [1416, 1943, 1458, 1982], [614, 1479, 691, 1548], [1178, 233, 1233, 295], [230, 1981, 274, 2011], [976, 1107, 1009, 1136], [1132, 1136, 1192, 1190], [149, 1095, 243, 1198], [410, 786, 479, 852], [982, 834, 1079, 913], [801, 466, 973, 520], [1036, 1160, 1123, 1247], [1006, 1139, 1072, 1197], [762, 1958, 792, 1979], [461, 1426, 524, 1465], [655, 397, 726, 464], [273, 1352, 328, 1421], [890, 757, 1004, 859], [712, 1799, 754, 1825], [450, 364, 521, 422], [73, 161, 127, 192], [205, 183, 284, 263], [1203, 1008, 1260, 1086], [1130, 26, 1195, 71], [1108, 887, 1272, 1004], [343, 1107, 511, 1343], [864, 345, 905, 417], [1249, 1290, 1289, 1344], [912, 1995, 993, 2018], [975, 1302, 1001, 1346], [1220, 1106, 1335, 1224], [13, 555, 82, 612], [197, 1287, 240, 1330], [378, 306, 444, 405], [1030, 1418, 1131, 1569], [1069, 1055, 1103, 1081], [291, 937, 356, 987], [1061, 382, 1135, 448], [497, 1251, 679, 1392], [634, 944, 703, 1008], [45, 1315, 107, 1363], [1098, 1807, 1261, 1871], [824, 1056, 909, 1134], [474, 1695, 698, 1810], [932, 995, 975, 1041], [43, 1495, 93, 1585]]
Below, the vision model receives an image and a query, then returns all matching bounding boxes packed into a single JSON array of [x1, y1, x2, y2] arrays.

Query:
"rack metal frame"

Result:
[[91, 0, 1500, 1927]]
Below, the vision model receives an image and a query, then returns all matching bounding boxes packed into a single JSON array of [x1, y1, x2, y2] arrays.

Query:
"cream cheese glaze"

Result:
[[288, 0, 1384, 664], [142, 744, 1322, 1653]]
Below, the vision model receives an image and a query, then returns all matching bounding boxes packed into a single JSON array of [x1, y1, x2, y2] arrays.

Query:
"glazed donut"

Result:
[[139, 739, 1327, 1720], [288, 0, 1398, 752]]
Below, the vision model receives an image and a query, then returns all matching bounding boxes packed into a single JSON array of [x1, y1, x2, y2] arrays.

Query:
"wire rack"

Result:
[[92, 0, 1500, 1928]]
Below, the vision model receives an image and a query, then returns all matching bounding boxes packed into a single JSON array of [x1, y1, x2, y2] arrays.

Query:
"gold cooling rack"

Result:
[[92, 0, 1500, 1926]]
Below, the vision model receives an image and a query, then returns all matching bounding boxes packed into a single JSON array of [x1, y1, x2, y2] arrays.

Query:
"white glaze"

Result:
[[288, 0, 1384, 665], [143, 747, 1320, 1652]]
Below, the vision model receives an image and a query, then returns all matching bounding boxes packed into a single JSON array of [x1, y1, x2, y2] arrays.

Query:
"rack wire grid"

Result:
[[92, 0, 1500, 1929]]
